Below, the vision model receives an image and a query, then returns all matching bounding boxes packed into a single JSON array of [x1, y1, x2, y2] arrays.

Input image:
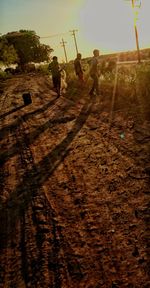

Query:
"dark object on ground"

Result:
[[4, 67, 16, 74], [15, 66, 22, 74], [22, 92, 32, 105]]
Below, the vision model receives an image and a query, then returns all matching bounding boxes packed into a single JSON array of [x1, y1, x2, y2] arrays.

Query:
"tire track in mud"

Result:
[[0, 80, 23, 209], [15, 120, 64, 287], [0, 97, 93, 287], [20, 195, 64, 288], [0, 111, 63, 287]]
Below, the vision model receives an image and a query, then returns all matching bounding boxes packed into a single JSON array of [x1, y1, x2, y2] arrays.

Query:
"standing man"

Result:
[[48, 56, 61, 97], [89, 49, 100, 96], [74, 53, 84, 86]]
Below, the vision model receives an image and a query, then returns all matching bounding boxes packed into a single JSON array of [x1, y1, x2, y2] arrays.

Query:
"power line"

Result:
[[60, 38, 68, 63], [40, 32, 69, 39], [70, 29, 79, 55]]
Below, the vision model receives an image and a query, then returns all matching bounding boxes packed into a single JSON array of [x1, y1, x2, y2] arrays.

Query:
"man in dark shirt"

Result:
[[74, 53, 84, 86], [89, 49, 100, 96], [49, 56, 61, 97]]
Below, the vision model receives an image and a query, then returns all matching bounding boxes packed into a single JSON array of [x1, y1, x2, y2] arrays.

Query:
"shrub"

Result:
[[135, 63, 150, 119], [0, 70, 8, 79], [36, 63, 49, 74]]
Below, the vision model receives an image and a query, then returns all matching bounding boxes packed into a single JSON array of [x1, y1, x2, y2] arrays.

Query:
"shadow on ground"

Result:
[[0, 97, 94, 249]]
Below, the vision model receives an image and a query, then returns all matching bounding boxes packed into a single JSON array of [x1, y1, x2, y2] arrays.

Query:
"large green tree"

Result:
[[0, 30, 53, 67]]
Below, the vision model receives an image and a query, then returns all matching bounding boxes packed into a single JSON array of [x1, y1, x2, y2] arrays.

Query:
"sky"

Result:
[[0, 0, 150, 62]]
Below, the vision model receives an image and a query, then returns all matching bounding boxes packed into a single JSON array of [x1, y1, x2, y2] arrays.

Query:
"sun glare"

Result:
[[78, 0, 142, 54]]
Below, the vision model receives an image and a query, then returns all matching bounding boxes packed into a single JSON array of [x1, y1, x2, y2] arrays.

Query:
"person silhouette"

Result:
[[89, 49, 100, 96], [49, 56, 61, 97], [74, 53, 84, 87]]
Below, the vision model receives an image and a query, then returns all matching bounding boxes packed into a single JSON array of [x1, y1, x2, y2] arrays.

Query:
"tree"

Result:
[[1, 30, 53, 68]]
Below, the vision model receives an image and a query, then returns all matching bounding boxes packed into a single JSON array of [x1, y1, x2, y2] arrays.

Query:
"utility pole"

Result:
[[131, 0, 141, 63], [125, 0, 141, 63], [60, 38, 68, 63], [70, 29, 79, 54]]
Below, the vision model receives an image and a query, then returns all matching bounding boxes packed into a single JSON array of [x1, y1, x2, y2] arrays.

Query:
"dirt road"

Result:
[[0, 74, 149, 287]]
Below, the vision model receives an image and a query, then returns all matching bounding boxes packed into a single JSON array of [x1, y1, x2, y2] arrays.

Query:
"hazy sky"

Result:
[[0, 0, 149, 61]]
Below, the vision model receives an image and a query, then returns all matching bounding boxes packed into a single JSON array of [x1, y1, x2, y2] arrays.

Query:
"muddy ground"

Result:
[[0, 73, 150, 288]]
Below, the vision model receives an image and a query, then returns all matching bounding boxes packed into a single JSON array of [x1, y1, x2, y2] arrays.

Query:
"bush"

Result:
[[0, 70, 8, 79], [36, 63, 49, 74], [135, 63, 150, 119], [136, 63, 150, 93]]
